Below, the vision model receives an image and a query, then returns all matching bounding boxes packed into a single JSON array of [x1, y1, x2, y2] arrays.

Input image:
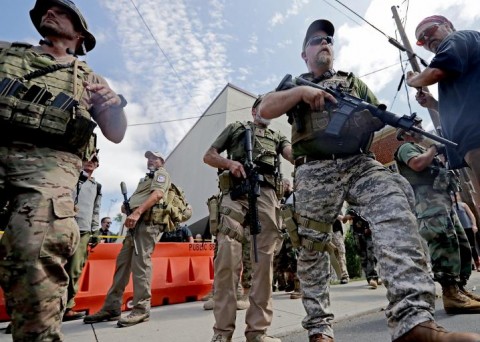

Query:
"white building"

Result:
[[164, 83, 294, 236]]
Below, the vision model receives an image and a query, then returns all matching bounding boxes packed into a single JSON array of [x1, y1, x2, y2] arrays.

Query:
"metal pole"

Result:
[[391, 6, 441, 128]]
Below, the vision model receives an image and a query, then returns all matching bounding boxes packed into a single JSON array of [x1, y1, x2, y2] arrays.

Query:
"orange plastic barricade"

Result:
[[0, 242, 214, 321]]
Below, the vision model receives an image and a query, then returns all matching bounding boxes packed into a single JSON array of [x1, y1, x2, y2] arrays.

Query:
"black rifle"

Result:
[[244, 126, 261, 263], [120, 182, 138, 255], [276, 74, 457, 147]]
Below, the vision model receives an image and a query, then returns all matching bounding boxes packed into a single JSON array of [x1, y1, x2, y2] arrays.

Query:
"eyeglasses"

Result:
[[306, 35, 334, 48], [416, 24, 440, 46]]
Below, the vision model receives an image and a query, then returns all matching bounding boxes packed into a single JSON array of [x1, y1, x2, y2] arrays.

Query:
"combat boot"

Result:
[[290, 279, 302, 299], [393, 320, 480, 342], [83, 309, 121, 323], [246, 333, 281, 342], [210, 333, 232, 342], [203, 298, 214, 310], [309, 333, 334, 341], [116, 310, 150, 328], [459, 284, 480, 302], [237, 288, 250, 310], [442, 284, 480, 314]]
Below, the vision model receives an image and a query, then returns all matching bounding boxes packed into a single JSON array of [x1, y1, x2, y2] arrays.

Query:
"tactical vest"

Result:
[[394, 142, 437, 186], [0, 42, 97, 158], [228, 121, 281, 174], [291, 71, 383, 156]]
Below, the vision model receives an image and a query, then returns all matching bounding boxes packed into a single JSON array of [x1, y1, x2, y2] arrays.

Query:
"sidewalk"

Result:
[[64, 278, 391, 341], [6, 272, 479, 342]]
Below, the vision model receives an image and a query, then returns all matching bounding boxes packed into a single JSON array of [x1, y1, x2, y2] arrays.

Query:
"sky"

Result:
[[2, 0, 480, 232]]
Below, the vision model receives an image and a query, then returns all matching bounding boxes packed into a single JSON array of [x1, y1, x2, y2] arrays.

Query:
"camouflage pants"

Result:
[[213, 187, 282, 340], [241, 229, 252, 289], [331, 231, 348, 280], [0, 144, 81, 341], [294, 154, 435, 340], [65, 232, 91, 309], [414, 185, 472, 284], [354, 233, 378, 282], [273, 235, 298, 289]]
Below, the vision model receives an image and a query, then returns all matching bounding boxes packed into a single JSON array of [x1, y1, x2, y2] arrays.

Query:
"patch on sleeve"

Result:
[[156, 175, 166, 183]]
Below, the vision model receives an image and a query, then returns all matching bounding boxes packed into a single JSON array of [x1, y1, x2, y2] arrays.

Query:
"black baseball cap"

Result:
[[303, 19, 335, 51]]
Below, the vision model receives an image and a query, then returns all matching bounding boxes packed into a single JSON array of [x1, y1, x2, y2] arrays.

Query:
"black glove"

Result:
[[88, 230, 100, 249], [432, 144, 446, 156]]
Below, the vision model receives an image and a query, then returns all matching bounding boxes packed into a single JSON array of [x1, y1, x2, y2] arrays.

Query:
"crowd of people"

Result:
[[0, 1, 480, 342]]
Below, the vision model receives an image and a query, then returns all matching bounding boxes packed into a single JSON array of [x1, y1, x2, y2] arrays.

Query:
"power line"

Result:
[[128, 0, 202, 115], [320, 0, 363, 26], [330, 0, 428, 67], [358, 62, 402, 78], [127, 106, 252, 127]]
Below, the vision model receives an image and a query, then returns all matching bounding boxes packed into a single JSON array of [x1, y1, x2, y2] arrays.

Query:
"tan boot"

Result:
[[442, 284, 480, 314], [290, 279, 302, 299], [309, 333, 334, 341], [237, 288, 250, 310], [459, 285, 480, 302], [393, 320, 480, 342]]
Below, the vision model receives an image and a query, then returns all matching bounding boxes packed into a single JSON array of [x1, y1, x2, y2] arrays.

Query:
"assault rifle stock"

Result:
[[276, 74, 457, 148], [244, 126, 261, 263], [120, 182, 139, 255]]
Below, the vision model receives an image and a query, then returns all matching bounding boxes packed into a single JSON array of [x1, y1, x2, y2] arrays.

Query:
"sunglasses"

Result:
[[416, 24, 440, 46], [306, 35, 334, 48]]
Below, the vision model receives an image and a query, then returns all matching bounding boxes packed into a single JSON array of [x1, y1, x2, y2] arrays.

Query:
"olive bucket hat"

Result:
[[30, 0, 96, 55]]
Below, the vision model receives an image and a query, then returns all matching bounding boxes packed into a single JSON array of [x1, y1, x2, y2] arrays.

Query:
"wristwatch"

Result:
[[111, 94, 128, 109]]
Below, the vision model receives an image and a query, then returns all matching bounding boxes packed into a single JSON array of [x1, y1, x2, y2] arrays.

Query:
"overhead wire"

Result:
[[331, 0, 428, 67], [128, 0, 203, 116]]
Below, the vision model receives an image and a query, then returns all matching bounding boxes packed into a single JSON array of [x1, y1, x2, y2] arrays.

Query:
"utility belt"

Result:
[[280, 204, 341, 278], [294, 152, 361, 167], [218, 170, 281, 197]]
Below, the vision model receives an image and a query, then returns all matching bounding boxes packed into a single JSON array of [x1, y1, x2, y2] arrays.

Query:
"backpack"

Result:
[[151, 183, 192, 232]]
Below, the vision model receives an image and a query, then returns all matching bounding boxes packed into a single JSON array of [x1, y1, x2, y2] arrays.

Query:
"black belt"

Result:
[[294, 153, 360, 167]]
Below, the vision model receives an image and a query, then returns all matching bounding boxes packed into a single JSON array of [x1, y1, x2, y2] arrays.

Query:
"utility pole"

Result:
[[391, 6, 441, 129]]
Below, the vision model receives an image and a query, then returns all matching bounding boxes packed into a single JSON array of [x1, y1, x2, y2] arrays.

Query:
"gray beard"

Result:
[[315, 53, 332, 69]]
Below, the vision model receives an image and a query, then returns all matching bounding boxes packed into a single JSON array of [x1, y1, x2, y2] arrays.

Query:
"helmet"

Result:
[[30, 0, 96, 55]]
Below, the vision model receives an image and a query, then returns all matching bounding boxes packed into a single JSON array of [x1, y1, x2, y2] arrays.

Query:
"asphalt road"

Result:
[[281, 287, 480, 342]]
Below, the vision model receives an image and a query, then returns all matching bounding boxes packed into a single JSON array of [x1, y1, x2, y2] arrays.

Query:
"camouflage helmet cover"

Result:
[[30, 0, 96, 55]]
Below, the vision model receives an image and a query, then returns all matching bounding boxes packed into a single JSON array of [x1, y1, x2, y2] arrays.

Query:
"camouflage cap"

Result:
[[145, 151, 165, 162], [30, 0, 96, 55]]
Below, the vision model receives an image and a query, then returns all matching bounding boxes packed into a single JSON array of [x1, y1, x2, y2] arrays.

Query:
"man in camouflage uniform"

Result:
[[0, 1, 127, 340], [84, 151, 170, 328], [395, 122, 480, 314], [259, 18, 480, 342], [203, 97, 293, 342], [343, 208, 380, 289], [64, 151, 102, 321], [274, 178, 301, 298]]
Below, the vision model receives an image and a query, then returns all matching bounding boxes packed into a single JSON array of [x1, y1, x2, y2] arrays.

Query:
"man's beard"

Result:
[[40, 23, 77, 41], [255, 112, 271, 126], [314, 52, 332, 69]]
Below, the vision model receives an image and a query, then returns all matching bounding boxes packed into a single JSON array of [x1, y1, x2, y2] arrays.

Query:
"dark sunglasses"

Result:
[[306, 35, 334, 48], [416, 24, 440, 46]]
